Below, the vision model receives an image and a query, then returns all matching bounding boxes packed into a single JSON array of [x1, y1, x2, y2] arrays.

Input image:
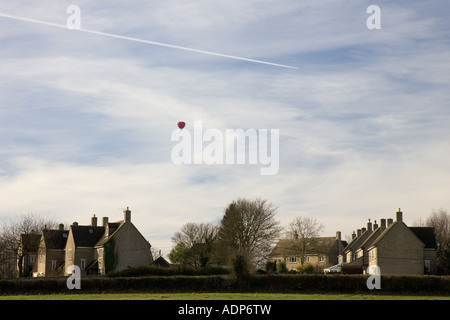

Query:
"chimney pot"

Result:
[[91, 214, 98, 227], [396, 209, 403, 222], [367, 219, 373, 232], [373, 220, 378, 230], [72, 222, 78, 226], [124, 207, 131, 223]]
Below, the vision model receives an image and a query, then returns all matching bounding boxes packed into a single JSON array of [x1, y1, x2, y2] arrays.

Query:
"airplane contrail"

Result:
[[0, 12, 298, 69]]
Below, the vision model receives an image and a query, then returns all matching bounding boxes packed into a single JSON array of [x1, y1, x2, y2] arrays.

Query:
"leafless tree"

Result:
[[417, 208, 450, 274], [216, 197, 282, 270], [0, 213, 57, 277], [286, 216, 324, 265], [170, 222, 218, 268]]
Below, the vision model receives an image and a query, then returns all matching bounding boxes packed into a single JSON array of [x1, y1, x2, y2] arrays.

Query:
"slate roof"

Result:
[[42, 229, 69, 250], [152, 256, 171, 268], [20, 233, 41, 252], [94, 221, 124, 247], [409, 227, 438, 249], [270, 236, 345, 256], [70, 225, 105, 247]]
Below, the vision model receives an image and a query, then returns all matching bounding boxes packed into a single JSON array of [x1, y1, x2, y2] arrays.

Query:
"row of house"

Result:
[[269, 209, 438, 275], [18, 208, 438, 277], [20, 207, 155, 277]]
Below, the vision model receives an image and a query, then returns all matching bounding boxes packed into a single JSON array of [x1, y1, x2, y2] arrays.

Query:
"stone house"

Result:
[[340, 209, 437, 275], [269, 232, 347, 272], [35, 224, 69, 277], [28, 207, 153, 277], [64, 207, 153, 276]]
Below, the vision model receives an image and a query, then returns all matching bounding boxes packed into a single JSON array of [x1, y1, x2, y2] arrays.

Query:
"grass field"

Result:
[[1, 292, 449, 300]]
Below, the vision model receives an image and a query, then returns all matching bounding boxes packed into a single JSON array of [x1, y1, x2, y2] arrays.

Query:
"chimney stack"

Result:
[[367, 219, 372, 232], [380, 219, 386, 229], [124, 206, 131, 223], [72, 222, 78, 226], [352, 231, 356, 239], [387, 218, 393, 226], [396, 208, 403, 222], [91, 214, 97, 227], [103, 217, 109, 226], [59, 223, 64, 231], [336, 231, 341, 241], [357, 229, 361, 237], [373, 220, 378, 230]]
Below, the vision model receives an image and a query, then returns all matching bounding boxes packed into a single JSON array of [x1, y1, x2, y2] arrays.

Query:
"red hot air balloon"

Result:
[[177, 121, 186, 130]]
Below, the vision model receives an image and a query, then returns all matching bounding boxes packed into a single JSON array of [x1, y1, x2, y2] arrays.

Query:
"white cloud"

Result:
[[0, 1, 450, 255]]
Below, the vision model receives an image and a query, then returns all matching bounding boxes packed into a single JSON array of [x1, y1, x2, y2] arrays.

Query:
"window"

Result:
[[369, 248, 377, 261], [80, 259, 86, 270], [51, 260, 57, 270], [424, 260, 431, 273], [67, 249, 72, 261], [288, 256, 297, 263], [318, 255, 325, 263], [305, 256, 310, 262]]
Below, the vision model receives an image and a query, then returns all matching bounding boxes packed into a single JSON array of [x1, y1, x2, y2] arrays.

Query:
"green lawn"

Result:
[[1, 292, 449, 300]]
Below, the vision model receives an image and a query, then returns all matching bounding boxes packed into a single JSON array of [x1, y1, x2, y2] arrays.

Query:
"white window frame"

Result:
[[80, 259, 86, 270]]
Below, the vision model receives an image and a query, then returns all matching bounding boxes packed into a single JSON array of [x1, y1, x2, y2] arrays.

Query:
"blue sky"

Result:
[[0, 1, 449, 254]]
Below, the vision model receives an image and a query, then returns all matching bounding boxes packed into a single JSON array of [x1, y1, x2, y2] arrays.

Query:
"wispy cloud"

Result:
[[0, 1, 449, 252]]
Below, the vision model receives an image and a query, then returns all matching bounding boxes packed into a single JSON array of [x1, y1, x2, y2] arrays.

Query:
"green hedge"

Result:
[[1, 274, 449, 295], [108, 265, 230, 277]]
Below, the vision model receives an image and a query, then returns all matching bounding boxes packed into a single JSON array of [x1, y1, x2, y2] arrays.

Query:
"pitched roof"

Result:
[[20, 233, 41, 252], [152, 256, 171, 268], [42, 229, 69, 249], [70, 225, 105, 247], [409, 227, 437, 249], [270, 236, 342, 256], [94, 221, 124, 247], [356, 225, 386, 251], [341, 229, 373, 254]]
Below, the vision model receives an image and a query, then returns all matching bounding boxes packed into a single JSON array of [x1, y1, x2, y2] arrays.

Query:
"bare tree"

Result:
[[0, 213, 57, 277], [169, 222, 218, 268], [216, 197, 282, 271], [425, 208, 450, 274], [286, 216, 324, 265]]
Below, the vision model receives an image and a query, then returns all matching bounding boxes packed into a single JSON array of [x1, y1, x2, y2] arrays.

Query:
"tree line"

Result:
[[1, 200, 449, 279], [169, 199, 450, 276]]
